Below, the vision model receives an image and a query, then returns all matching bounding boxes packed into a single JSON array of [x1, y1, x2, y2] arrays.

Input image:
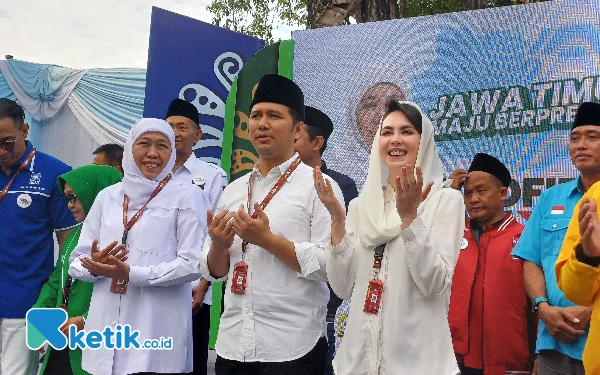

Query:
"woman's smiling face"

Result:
[[132, 131, 172, 180], [378, 110, 421, 173]]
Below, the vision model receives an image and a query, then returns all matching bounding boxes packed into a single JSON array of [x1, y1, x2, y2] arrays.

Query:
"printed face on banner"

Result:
[[356, 82, 406, 149], [292, 0, 597, 222]]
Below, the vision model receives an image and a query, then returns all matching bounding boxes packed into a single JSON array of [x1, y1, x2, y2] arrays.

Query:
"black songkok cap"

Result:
[[305, 106, 334, 139], [572, 102, 600, 130], [249, 74, 305, 120], [165, 99, 199, 126], [468, 153, 512, 187]]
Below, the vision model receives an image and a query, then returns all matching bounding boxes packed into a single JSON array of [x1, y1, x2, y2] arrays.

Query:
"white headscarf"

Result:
[[122, 118, 176, 209], [354, 101, 444, 249]]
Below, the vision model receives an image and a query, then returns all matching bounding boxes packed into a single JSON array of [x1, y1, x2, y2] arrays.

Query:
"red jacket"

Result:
[[449, 213, 531, 375]]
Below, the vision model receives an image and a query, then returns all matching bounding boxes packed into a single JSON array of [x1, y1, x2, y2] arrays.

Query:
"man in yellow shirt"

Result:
[[556, 101, 600, 375]]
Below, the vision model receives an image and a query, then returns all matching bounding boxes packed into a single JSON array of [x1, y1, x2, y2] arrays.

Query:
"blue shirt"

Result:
[[0, 141, 77, 318], [511, 178, 589, 360]]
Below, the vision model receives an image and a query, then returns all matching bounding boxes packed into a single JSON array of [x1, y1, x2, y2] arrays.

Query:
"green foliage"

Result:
[[207, 0, 307, 44], [208, 0, 551, 42]]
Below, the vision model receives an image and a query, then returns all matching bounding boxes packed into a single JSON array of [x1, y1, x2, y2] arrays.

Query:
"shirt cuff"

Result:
[[575, 244, 600, 267], [200, 251, 228, 283], [128, 265, 150, 286], [68, 258, 101, 282], [400, 216, 425, 242], [331, 234, 352, 255], [294, 242, 323, 277]]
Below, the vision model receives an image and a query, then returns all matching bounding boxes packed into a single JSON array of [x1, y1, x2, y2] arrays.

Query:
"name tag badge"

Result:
[[231, 261, 248, 295], [363, 279, 384, 315], [461, 237, 468, 250], [17, 193, 32, 208], [192, 176, 205, 189], [110, 278, 128, 295]]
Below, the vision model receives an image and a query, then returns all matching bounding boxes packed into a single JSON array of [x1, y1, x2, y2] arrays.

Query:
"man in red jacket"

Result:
[[448, 153, 534, 375]]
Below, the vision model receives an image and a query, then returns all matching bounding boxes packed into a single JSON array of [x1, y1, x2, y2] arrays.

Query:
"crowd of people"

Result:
[[0, 73, 599, 375]]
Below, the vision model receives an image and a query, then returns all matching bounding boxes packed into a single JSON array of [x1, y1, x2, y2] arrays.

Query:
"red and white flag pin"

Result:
[[551, 206, 565, 215]]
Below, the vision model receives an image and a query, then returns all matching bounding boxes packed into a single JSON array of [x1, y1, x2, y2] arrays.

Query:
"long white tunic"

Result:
[[328, 186, 464, 375], [69, 180, 209, 375]]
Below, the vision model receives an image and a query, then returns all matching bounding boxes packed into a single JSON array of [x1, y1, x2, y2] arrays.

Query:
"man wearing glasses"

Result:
[[0, 98, 77, 375]]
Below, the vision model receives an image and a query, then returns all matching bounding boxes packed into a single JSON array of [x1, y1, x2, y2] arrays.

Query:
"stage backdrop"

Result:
[[143, 7, 265, 165], [290, 0, 600, 221]]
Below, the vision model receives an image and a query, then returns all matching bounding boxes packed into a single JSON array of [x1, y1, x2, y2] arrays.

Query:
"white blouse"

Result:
[[69, 180, 209, 375], [328, 186, 464, 375]]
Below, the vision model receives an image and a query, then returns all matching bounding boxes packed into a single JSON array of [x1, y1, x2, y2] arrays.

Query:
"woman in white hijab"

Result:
[[314, 101, 465, 375], [69, 118, 210, 375]]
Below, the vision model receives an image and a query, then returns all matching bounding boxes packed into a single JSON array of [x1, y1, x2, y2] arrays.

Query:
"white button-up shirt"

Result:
[[200, 153, 344, 362], [174, 154, 228, 212], [174, 154, 228, 304]]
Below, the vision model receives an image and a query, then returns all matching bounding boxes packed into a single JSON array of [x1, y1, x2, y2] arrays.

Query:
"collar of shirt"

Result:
[[250, 152, 300, 182], [178, 153, 199, 175], [567, 176, 585, 197], [469, 213, 508, 243]]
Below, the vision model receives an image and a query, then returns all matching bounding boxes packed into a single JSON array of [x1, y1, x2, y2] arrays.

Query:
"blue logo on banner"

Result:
[[143, 7, 265, 164]]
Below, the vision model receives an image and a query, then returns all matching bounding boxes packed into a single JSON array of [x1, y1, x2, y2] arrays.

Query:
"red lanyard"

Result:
[[0, 149, 36, 205], [242, 157, 301, 253], [121, 174, 172, 245]]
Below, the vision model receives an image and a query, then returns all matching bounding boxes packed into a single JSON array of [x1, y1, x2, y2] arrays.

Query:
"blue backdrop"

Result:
[[143, 7, 265, 163]]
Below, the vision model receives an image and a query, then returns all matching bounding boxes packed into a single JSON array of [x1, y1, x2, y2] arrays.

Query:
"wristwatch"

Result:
[[532, 297, 549, 315]]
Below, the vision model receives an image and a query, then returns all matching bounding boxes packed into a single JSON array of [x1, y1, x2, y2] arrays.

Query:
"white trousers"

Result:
[[0, 319, 39, 375]]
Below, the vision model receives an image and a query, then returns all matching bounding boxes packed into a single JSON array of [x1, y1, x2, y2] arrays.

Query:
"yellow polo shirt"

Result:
[[556, 182, 600, 375]]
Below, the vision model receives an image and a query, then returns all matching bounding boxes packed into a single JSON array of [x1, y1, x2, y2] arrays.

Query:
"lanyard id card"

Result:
[[231, 261, 249, 295], [231, 157, 301, 295], [363, 244, 385, 315], [110, 174, 172, 295]]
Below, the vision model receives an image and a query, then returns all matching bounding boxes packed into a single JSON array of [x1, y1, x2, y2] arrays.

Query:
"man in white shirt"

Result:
[[200, 74, 344, 375], [165, 98, 228, 375]]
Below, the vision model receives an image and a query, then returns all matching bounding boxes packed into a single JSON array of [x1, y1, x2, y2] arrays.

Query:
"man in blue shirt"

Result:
[[512, 102, 600, 374], [0, 99, 77, 375]]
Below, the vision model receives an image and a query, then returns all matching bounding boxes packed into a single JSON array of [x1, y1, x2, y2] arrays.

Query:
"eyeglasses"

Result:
[[63, 193, 78, 204], [0, 132, 21, 151]]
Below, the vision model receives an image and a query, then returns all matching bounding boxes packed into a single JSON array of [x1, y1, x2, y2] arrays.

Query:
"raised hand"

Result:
[[313, 167, 345, 223], [314, 167, 346, 245], [91, 240, 126, 264], [207, 209, 236, 252], [578, 198, 600, 258], [81, 255, 130, 281], [394, 165, 433, 230], [59, 316, 85, 338], [232, 204, 271, 247], [448, 168, 469, 190]]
